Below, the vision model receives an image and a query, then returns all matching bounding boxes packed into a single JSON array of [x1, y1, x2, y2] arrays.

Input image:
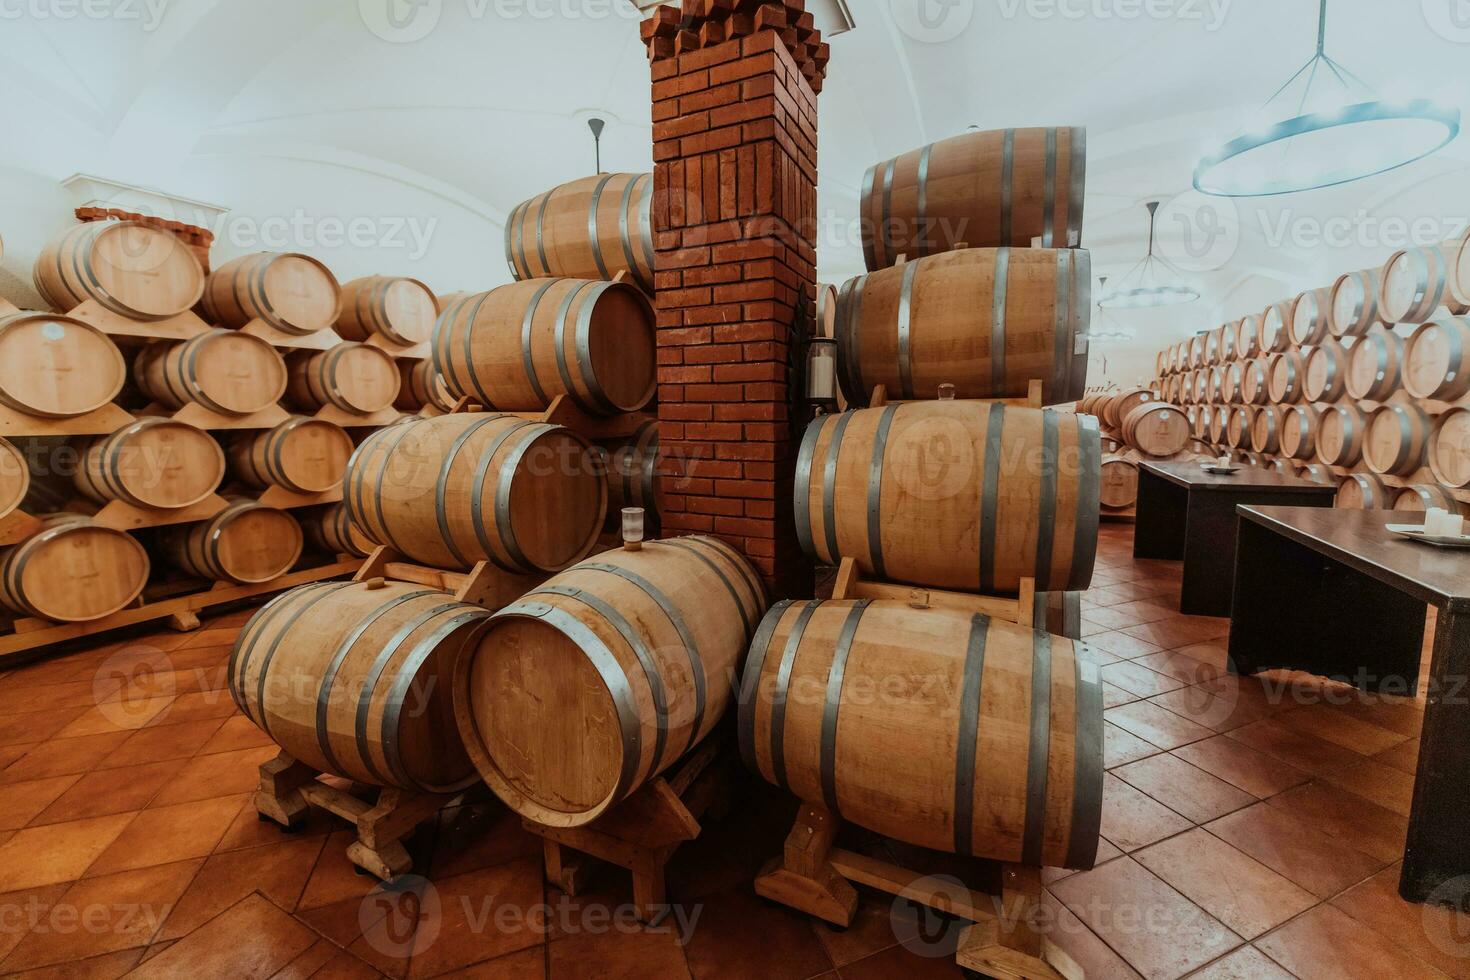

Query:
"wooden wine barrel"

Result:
[[1402, 319, 1470, 401], [1121, 402, 1189, 457], [1218, 323, 1237, 363], [1345, 328, 1404, 401], [1429, 408, 1470, 487], [1226, 405, 1257, 449], [834, 248, 1088, 405], [1329, 269, 1382, 337], [740, 600, 1102, 868], [1303, 339, 1349, 402], [345, 413, 605, 573], [1219, 363, 1243, 404], [285, 343, 400, 415], [816, 283, 839, 340], [76, 419, 225, 510], [336, 277, 439, 347], [1239, 359, 1270, 405], [1364, 404, 1431, 476], [1193, 405, 1213, 441], [303, 503, 376, 558], [1191, 334, 1210, 369], [594, 419, 659, 532], [433, 279, 656, 415], [1267, 350, 1306, 403], [1259, 301, 1292, 353], [1104, 388, 1154, 430], [859, 127, 1086, 270], [1380, 246, 1470, 325], [1299, 463, 1334, 484], [1393, 484, 1465, 514], [1208, 407, 1230, 444], [0, 312, 127, 418], [1290, 287, 1332, 345], [160, 499, 303, 584], [505, 173, 655, 292], [227, 417, 354, 494], [229, 579, 491, 792], [1235, 315, 1261, 359], [1317, 403, 1368, 467], [0, 515, 149, 622], [1205, 366, 1225, 404], [0, 438, 28, 520], [1165, 375, 1184, 405], [456, 536, 766, 826], [395, 359, 458, 414], [1280, 404, 1321, 460], [1250, 405, 1283, 454], [1336, 473, 1392, 510], [1099, 453, 1139, 508], [33, 220, 203, 320], [796, 401, 1100, 594], [200, 252, 341, 335], [1165, 344, 1179, 374], [134, 329, 288, 416]]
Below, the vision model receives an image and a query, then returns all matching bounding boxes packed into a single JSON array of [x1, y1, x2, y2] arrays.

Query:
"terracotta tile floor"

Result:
[[0, 523, 1459, 979]]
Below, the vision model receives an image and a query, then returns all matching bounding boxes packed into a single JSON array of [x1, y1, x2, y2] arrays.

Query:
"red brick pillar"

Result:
[[643, 1, 828, 598]]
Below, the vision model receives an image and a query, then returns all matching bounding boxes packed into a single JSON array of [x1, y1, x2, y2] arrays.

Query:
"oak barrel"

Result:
[[0, 515, 149, 622], [1250, 405, 1283, 454], [1364, 404, 1431, 476], [1380, 246, 1470, 325], [1204, 329, 1221, 366], [285, 343, 401, 415], [1259, 301, 1292, 353], [795, 401, 1100, 594], [76, 418, 225, 509], [1345, 328, 1403, 401], [740, 600, 1103, 867], [594, 418, 659, 533], [1099, 453, 1139, 509], [1329, 269, 1382, 337], [1193, 405, 1213, 441], [395, 359, 458, 413], [0, 312, 127, 418], [200, 252, 341, 334], [227, 417, 354, 494], [1104, 388, 1154, 430], [456, 535, 766, 826], [1219, 362, 1243, 404], [1226, 406, 1257, 449], [229, 579, 490, 792], [34, 220, 203, 320], [1280, 404, 1321, 460], [1393, 484, 1464, 513], [1317, 403, 1368, 467], [1207, 406, 1229, 444], [433, 279, 656, 415], [1403, 319, 1470, 400], [135, 330, 288, 416], [1239, 359, 1270, 405], [1290, 287, 1332, 346], [1303, 339, 1349, 402], [344, 413, 605, 573], [1121, 402, 1189, 457], [0, 438, 29, 519], [303, 502, 376, 558], [505, 173, 654, 293], [160, 498, 303, 584], [1235, 315, 1261, 359], [1429, 407, 1470, 487], [336, 276, 439, 347], [1266, 349, 1306, 403], [1336, 473, 1392, 510]]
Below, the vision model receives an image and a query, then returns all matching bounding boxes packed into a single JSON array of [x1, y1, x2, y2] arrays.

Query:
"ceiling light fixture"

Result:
[[1097, 203, 1200, 310], [1082, 277, 1137, 341], [1194, 0, 1460, 197]]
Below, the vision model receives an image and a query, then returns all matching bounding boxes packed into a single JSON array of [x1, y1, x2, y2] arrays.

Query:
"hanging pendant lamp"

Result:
[[1097, 203, 1200, 310], [1194, 0, 1459, 197], [1083, 277, 1136, 341]]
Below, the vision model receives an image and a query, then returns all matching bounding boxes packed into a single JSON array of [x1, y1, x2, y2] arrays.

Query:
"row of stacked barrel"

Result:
[[1073, 387, 1212, 512], [1152, 232, 1470, 512], [0, 217, 449, 629]]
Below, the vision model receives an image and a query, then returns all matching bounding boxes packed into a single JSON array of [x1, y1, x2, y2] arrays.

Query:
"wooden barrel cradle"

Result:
[[0, 515, 149, 623], [594, 418, 659, 532], [1035, 590, 1083, 640], [395, 359, 458, 414], [834, 247, 1089, 406], [229, 579, 491, 793], [285, 343, 401, 415], [1250, 405, 1283, 454], [1429, 408, 1470, 487], [1380, 246, 1470, 325], [1403, 319, 1470, 401], [1267, 349, 1307, 403], [1226, 406, 1257, 449], [345, 413, 605, 573], [1239, 358, 1270, 405], [34, 220, 204, 320], [228, 417, 354, 494], [135, 329, 288, 416], [1121, 402, 1190, 457], [1280, 404, 1322, 460], [1290, 287, 1332, 346], [1329, 269, 1382, 338], [336, 276, 439, 347], [0, 311, 126, 418], [1317, 403, 1368, 467], [0, 438, 29, 519], [506, 173, 655, 292], [1235, 315, 1262, 360], [859, 127, 1086, 271], [433, 279, 656, 416], [1104, 387, 1154, 430], [1336, 473, 1392, 510], [1345, 328, 1404, 401], [1303, 339, 1350, 402], [200, 252, 342, 335], [739, 600, 1104, 868], [795, 401, 1100, 594], [303, 502, 376, 558], [456, 535, 766, 826], [1099, 453, 1139, 508], [76, 418, 225, 510], [1393, 484, 1465, 514], [1259, 301, 1292, 353], [1208, 406, 1230, 445], [160, 498, 303, 584], [1364, 404, 1432, 476]]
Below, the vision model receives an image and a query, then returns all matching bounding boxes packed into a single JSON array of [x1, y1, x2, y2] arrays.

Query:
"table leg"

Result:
[[1400, 608, 1470, 903], [1133, 469, 1186, 560], [1179, 493, 1335, 618]]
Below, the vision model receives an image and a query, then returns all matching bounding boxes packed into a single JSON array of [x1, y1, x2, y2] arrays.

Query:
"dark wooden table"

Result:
[[1230, 506, 1470, 903], [1132, 461, 1337, 615]]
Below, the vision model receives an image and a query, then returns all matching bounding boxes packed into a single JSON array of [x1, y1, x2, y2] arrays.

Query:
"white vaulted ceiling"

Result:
[[2, 0, 1469, 382]]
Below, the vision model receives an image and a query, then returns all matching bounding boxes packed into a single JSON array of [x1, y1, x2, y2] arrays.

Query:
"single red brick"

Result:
[[683, 304, 743, 326], [656, 325, 711, 346], [712, 240, 777, 264], [653, 112, 709, 142], [662, 422, 686, 440], [686, 459, 743, 479], [744, 538, 776, 559], [658, 403, 713, 421], [664, 513, 715, 533], [683, 125, 744, 156], [657, 348, 684, 366], [654, 270, 683, 291], [717, 441, 779, 461], [689, 495, 745, 516], [712, 321, 781, 343], [743, 382, 787, 401], [680, 82, 741, 114], [715, 516, 776, 538], [709, 51, 777, 87], [654, 309, 684, 329], [662, 365, 712, 384], [745, 499, 776, 519], [657, 246, 712, 270], [682, 382, 745, 401], [684, 344, 744, 365], [685, 421, 744, 441], [683, 264, 743, 287], [714, 402, 786, 421], [713, 362, 783, 383], [713, 280, 779, 303], [745, 421, 790, 441], [714, 478, 770, 498], [681, 220, 743, 246], [659, 286, 713, 308]]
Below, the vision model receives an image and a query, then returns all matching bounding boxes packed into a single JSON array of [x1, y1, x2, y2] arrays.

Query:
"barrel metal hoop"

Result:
[[1000, 129, 1016, 244], [553, 282, 598, 414], [616, 175, 648, 294], [896, 259, 919, 400], [517, 280, 557, 407], [470, 419, 539, 570], [793, 414, 825, 561], [819, 600, 870, 818], [586, 174, 615, 282], [690, 534, 769, 608], [769, 600, 820, 791], [655, 539, 754, 637], [1042, 127, 1057, 247], [738, 600, 796, 775], [227, 584, 311, 718], [503, 200, 522, 280], [435, 415, 505, 568], [859, 164, 878, 271], [991, 247, 1010, 395], [492, 423, 560, 573], [820, 412, 852, 565], [533, 192, 551, 277], [879, 159, 897, 269], [252, 583, 354, 737], [634, 174, 655, 286], [1034, 410, 1060, 592], [1070, 413, 1102, 589], [1068, 126, 1086, 247], [371, 277, 398, 344], [978, 404, 1006, 594], [445, 290, 496, 411], [865, 405, 899, 580], [365, 419, 421, 555], [914, 144, 932, 259], [953, 613, 989, 856], [182, 330, 227, 414], [1066, 644, 1106, 869], [1053, 250, 1071, 403], [1394, 406, 1415, 473], [1021, 631, 1054, 867], [574, 281, 620, 414]]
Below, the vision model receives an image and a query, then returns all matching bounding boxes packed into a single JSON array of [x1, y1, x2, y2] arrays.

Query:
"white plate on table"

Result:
[[1386, 524, 1470, 548]]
